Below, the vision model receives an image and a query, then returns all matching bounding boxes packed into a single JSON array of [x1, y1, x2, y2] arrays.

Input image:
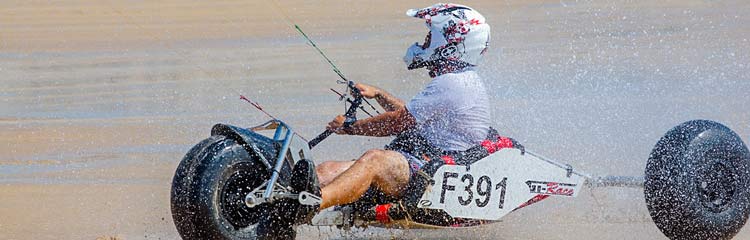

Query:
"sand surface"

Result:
[[2, 0, 750, 239]]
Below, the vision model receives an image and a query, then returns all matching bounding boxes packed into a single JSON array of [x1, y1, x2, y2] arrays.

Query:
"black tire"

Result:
[[645, 120, 750, 240], [171, 135, 270, 240]]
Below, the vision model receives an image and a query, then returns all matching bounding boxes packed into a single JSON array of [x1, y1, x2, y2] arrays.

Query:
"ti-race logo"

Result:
[[526, 180, 576, 196]]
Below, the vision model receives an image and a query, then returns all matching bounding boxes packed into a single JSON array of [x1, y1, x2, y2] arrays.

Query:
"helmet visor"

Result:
[[421, 32, 431, 49]]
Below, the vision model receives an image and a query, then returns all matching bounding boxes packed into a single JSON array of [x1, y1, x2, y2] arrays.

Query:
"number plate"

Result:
[[417, 148, 585, 220]]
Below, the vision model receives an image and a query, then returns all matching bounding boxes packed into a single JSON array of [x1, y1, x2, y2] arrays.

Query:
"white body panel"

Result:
[[311, 207, 345, 226], [289, 133, 312, 162], [417, 148, 586, 220]]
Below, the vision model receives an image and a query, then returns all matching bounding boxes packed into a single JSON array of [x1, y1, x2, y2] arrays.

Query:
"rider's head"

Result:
[[403, 3, 491, 77]]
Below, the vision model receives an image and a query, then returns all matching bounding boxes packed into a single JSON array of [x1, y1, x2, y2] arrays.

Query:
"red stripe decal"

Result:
[[514, 194, 550, 211]]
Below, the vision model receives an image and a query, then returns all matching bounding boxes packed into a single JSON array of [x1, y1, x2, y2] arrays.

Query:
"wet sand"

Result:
[[2, 0, 750, 239]]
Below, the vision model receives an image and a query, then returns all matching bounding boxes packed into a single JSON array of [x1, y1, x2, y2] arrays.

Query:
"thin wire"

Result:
[[330, 88, 374, 117], [292, 25, 349, 82], [240, 95, 278, 120], [268, 0, 381, 116], [106, 0, 381, 141], [361, 98, 381, 115], [268, 0, 347, 82]]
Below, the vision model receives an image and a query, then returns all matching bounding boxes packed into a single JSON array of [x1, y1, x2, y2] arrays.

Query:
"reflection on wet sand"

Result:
[[2, 0, 749, 239]]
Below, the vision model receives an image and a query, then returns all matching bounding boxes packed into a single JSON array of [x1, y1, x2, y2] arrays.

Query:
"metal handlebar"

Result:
[[308, 81, 364, 149]]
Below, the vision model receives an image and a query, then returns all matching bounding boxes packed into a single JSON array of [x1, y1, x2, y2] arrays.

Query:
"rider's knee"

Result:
[[358, 149, 385, 165], [316, 161, 335, 173]]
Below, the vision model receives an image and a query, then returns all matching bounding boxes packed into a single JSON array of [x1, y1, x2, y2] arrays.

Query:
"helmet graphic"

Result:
[[403, 3, 491, 71]]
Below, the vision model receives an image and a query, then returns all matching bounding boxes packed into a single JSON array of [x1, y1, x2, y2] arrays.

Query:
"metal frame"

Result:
[[264, 121, 294, 199], [244, 120, 298, 207], [525, 150, 645, 188], [585, 175, 644, 188], [244, 120, 321, 208]]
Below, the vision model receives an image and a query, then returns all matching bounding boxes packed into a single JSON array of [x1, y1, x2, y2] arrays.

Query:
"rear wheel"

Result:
[[645, 120, 750, 240], [171, 135, 270, 239]]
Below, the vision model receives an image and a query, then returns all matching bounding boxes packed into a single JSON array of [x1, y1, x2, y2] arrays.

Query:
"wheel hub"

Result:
[[697, 160, 736, 212], [220, 169, 260, 228]]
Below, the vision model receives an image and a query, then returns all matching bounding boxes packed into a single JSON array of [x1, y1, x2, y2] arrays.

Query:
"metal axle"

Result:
[[585, 175, 644, 188]]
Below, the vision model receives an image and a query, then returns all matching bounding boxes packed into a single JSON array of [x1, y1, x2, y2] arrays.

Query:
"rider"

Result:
[[258, 3, 493, 238]]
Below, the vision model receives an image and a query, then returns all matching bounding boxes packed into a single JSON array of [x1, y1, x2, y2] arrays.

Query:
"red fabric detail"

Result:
[[441, 155, 456, 165], [481, 137, 515, 154], [375, 204, 392, 223], [480, 140, 496, 153], [513, 194, 550, 211], [496, 137, 514, 149]]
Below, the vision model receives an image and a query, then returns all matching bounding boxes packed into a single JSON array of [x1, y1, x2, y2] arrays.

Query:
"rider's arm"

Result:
[[373, 89, 405, 112], [328, 107, 416, 137], [355, 83, 405, 112]]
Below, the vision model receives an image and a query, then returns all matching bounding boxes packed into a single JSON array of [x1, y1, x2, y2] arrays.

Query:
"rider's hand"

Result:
[[326, 115, 348, 134], [353, 83, 380, 99]]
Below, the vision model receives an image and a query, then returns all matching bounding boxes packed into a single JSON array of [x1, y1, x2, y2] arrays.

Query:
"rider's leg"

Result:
[[316, 160, 355, 187], [319, 149, 410, 209]]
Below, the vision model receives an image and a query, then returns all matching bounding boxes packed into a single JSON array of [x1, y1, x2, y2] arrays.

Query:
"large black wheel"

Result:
[[645, 120, 750, 240], [171, 135, 270, 239]]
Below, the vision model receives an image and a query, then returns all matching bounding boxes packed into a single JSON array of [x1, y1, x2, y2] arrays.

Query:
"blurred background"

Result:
[[1, 0, 748, 239]]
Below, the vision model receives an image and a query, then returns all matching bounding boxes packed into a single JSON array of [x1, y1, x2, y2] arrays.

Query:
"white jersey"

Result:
[[406, 69, 491, 151]]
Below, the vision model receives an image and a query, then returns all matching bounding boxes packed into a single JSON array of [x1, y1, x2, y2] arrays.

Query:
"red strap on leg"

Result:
[[375, 203, 392, 223]]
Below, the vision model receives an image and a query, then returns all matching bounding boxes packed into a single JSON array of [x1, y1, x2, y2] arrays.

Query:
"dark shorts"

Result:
[[359, 150, 426, 204], [395, 150, 426, 177]]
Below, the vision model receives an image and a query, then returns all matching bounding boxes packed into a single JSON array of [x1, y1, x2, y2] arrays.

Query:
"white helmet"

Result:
[[403, 3, 491, 71]]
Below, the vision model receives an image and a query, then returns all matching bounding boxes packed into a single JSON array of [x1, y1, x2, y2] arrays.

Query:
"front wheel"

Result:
[[171, 135, 270, 239], [645, 120, 750, 240]]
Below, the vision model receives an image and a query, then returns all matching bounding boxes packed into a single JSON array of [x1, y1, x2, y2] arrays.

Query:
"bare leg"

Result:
[[319, 149, 410, 209], [316, 160, 355, 187]]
